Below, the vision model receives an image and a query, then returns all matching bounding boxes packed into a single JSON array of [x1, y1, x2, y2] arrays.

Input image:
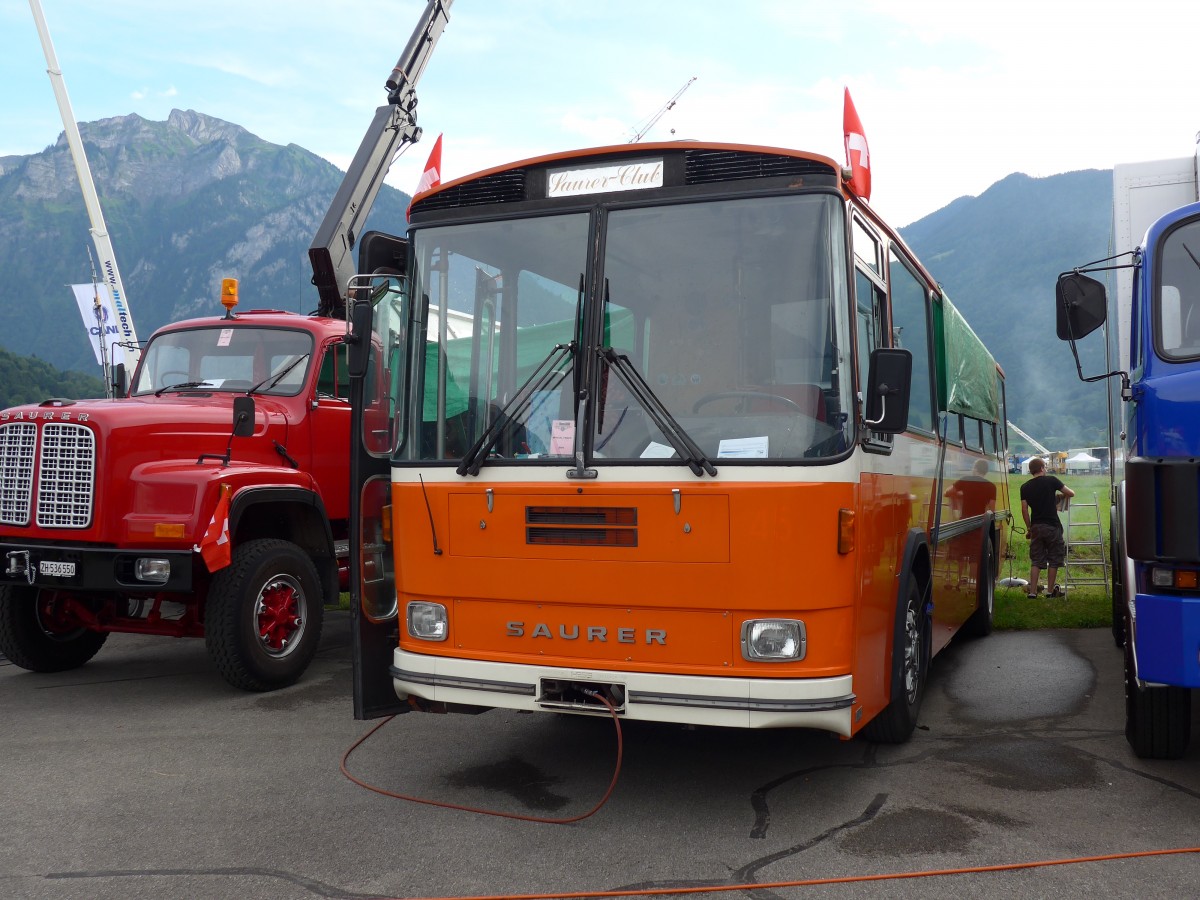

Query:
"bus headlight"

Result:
[[741, 619, 806, 661], [407, 601, 448, 641]]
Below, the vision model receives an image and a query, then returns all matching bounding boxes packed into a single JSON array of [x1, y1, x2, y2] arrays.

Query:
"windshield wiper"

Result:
[[155, 380, 213, 396], [457, 341, 575, 476], [248, 353, 311, 395], [601, 347, 717, 477]]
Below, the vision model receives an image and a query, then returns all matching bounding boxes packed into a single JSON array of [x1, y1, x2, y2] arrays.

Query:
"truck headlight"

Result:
[[741, 619, 806, 661], [407, 601, 448, 641], [134, 558, 171, 584]]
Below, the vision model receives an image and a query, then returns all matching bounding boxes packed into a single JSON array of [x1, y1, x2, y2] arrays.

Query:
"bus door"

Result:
[[347, 231, 410, 719]]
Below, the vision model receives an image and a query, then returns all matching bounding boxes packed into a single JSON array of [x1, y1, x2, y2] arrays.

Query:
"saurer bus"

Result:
[[344, 141, 1010, 742]]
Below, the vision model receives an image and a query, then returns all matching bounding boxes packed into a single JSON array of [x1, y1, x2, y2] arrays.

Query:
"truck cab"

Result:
[[0, 297, 355, 691]]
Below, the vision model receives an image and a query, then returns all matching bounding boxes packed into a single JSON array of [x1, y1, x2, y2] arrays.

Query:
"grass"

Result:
[[994, 472, 1113, 630], [324, 474, 1114, 632]]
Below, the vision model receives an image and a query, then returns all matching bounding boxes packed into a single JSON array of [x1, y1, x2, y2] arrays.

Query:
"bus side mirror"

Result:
[[348, 301, 373, 379], [1056, 273, 1107, 341], [864, 348, 912, 434]]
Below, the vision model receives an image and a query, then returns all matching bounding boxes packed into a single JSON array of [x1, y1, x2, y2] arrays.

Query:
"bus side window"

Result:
[[887, 249, 935, 434]]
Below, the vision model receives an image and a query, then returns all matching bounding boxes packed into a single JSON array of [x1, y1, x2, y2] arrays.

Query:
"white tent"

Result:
[[1066, 451, 1101, 472], [1020, 457, 1046, 473]]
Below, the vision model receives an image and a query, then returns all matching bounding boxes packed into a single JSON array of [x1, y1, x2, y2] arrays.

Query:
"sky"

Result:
[[3, 0, 1199, 228]]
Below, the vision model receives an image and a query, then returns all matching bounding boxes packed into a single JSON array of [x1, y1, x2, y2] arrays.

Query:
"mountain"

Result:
[[900, 169, 1113, 450], [0, 344, 104, 407], [0, 111, 1112, 447], [0, 109, 409, 376]]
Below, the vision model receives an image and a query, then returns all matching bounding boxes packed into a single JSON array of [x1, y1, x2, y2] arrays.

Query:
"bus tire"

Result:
[[963, 534, 994, 638], [1124, 628, 1191, 759], [205, 538, 324, 692], [861, 580, 927, 743], [0, 585, 108, 672]]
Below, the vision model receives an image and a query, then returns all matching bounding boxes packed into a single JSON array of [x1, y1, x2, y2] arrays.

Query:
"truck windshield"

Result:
[[1157, 217, 1200, 361], [131, 326, 316, 396], [399, 192, 851, 464]]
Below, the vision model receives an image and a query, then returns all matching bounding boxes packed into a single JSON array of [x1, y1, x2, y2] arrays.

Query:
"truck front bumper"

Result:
[[0, 541, 195, 593], [1133, 592, 1200, 687]]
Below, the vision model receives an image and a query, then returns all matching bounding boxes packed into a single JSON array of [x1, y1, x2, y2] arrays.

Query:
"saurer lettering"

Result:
[[506, 622, 666, 645]]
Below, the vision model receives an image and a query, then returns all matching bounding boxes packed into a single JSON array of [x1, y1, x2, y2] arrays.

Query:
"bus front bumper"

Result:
[[392, 649, 856, 734]]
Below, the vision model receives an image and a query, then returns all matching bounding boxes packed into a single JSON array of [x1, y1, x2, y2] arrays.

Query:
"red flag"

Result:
[[199, 483, 232, 572], [843, 88, 871, 201], [407, 133, 443, 219]]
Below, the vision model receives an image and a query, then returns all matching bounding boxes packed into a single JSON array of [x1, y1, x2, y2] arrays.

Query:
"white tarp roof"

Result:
[[1067, 452, 1100, 463]]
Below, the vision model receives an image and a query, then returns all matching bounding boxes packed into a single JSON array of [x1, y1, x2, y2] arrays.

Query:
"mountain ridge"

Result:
[[0, 111, 1111, 446]]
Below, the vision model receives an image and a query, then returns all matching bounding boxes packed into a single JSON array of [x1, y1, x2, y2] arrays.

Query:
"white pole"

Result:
[[28, 0, 141, 376]]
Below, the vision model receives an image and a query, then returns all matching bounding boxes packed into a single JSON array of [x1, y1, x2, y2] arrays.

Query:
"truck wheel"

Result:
[[963, 535, 994, 638], [205, 538, 325, 692], [1124, 629, 1191, 759], [0, 585, 108, 672], [861, 580, 927, 743]]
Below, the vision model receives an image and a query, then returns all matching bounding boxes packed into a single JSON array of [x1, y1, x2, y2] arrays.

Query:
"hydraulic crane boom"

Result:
[[29, 0, 141, 384], [628, 76, 696, 143], [1006, 420, 1050, 456], [309, 0, 452, 317]]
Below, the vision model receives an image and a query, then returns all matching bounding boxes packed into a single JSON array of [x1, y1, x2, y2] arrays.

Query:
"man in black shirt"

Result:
[[1019, 457, 1075, 598]]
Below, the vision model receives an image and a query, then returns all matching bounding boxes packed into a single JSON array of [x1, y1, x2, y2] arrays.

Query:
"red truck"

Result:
[[0, 290, 355, 690], [0, 0, 451, 691]]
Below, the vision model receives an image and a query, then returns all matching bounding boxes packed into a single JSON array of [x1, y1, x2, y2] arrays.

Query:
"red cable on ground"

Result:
[[391, 846, 1200, 900], [339, 691, 623, 825]]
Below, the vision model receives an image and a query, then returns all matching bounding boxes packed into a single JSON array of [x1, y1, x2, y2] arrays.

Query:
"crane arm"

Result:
[[1006, 420, 1049, 455], [29, 0, 140, 379], [309, 0, 452, 318], [629, 76, 696, 144]]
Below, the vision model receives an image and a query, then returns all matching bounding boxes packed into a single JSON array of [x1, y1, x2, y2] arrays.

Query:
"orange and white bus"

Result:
[[345, 141, 1010, 742]]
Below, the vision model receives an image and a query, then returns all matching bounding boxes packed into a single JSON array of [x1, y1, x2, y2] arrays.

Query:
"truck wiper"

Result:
[[155, 380, 213, 396], [601, 347, 717, 477], [248, 353, 311, 395], [457, 342, 575, 476]]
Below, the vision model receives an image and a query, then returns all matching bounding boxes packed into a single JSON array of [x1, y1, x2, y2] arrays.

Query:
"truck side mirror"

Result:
[[1056, 273, 1107, 341], [348, 301, 373, 379], [864, 348, 912, 434], [111, 363, 127, 398], [232, 395, 256, 437]]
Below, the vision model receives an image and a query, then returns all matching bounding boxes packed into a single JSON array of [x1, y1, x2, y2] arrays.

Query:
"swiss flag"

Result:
[[843, 88, 871, 201], [198, 483, 232, 572], [407, 133, 443, 219]]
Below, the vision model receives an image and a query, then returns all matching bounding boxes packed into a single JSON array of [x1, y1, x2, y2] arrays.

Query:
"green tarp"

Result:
[[932, 288, 1000, 423]]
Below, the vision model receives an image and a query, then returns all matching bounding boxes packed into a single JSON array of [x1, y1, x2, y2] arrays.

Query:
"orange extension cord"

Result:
[[341, 702, 1200, 900], [389, 847, 1200, 900], [339, 689, 623, 825]]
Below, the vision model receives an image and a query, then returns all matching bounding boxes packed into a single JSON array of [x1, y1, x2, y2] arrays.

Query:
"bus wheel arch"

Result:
[[861, 532, 931, 743], [963, 522, 996, 638]]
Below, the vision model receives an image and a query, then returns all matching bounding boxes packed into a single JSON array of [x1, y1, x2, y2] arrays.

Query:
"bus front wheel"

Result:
[[861, 580, 928, 743]]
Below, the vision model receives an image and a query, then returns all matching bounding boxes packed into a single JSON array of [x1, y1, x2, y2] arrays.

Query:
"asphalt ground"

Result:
[[3, 616, 1200, 900]]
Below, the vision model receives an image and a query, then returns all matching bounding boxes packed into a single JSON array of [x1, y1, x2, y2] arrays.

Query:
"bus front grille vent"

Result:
[[684, 150, 836, 186], [410, 170, 527, 213], [525, 505, 638, 548]]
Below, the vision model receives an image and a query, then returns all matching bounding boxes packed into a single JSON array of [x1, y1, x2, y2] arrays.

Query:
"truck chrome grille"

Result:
[[0, 423, 37, 526], [0, 421, 95, 529]]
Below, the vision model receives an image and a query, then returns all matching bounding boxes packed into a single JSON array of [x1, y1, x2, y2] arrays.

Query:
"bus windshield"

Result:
[[402, 192, 852, 464]]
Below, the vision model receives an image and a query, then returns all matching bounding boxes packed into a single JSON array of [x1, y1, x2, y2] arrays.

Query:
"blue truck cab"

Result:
[[1058, 163, 1200, 758]]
